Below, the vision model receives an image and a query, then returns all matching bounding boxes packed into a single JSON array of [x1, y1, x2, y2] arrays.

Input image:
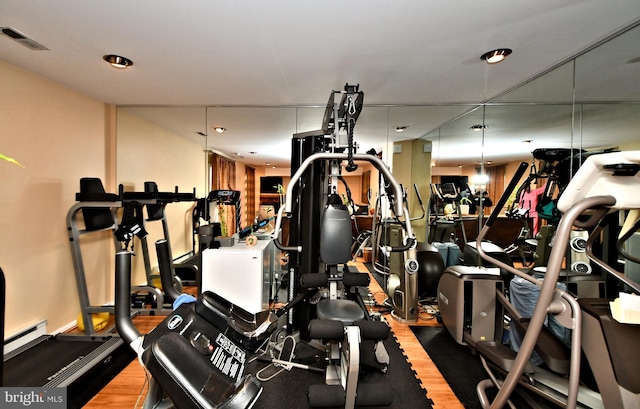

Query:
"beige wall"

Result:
[[117, 112, 207, 285], [0, 60, 111, 335], [0, 61, 209, 337], [392, 139, 432, 242]]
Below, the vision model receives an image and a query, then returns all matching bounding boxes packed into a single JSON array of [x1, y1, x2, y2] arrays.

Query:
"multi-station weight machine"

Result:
[[273, 84, 421, 332]]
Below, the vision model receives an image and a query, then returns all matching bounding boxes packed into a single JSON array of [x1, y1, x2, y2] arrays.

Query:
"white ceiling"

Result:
[[2, 1, 640, 168]]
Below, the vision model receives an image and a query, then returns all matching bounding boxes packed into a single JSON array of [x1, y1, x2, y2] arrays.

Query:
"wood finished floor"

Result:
[[83, 262, 462, 409]]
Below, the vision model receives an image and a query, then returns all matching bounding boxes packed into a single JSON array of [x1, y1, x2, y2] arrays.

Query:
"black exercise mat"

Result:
[[410, 326, 488, 409], [410, 326, 548, 409], [247, 332, 434, 409]]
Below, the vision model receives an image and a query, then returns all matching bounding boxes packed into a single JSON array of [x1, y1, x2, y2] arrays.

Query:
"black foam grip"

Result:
[[300, 273, 329, 289], [308, 319, 344, 340], [354, 320, 390, 341], [355, 383, 393, 406], [308, 384, 345, 407], [342, 272, 370, 287]]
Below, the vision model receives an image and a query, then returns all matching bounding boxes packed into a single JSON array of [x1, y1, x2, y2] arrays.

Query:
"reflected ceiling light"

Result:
[[395, 126, 407, 132], [472, 174, 489, 185], [470, 124, 486, 131], [480, 48, 512, 64], [214, 127, 226, 133], [103, 54, 133, 68]]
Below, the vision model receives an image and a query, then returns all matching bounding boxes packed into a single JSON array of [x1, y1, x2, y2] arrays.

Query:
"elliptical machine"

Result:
[[439, 152, 640, 409]]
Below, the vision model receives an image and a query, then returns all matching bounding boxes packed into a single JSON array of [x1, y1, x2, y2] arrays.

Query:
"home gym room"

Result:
[[2, 2, 640, 409]]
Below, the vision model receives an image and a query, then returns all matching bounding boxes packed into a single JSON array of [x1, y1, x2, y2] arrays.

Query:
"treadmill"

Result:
[[1, 178, 143, 408]]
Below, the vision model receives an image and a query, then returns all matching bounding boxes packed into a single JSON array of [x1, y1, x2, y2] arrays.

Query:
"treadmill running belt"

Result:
[[4, 336, 111, 386], [3, 334, 135, 409]]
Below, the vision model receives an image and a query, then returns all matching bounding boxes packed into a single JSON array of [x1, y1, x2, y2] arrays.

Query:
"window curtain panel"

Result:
[[210, 152, 237, 236], [245, 166, 256, 226]]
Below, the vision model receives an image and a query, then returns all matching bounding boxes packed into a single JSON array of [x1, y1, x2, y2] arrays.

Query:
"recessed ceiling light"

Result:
[[103, 54, 133, 69], [214, 127, 226, 133], [480, 48, 512, 64], [522, 139, 533, 143], [470, 124, 487, 131], [395, 126, 408, 132]]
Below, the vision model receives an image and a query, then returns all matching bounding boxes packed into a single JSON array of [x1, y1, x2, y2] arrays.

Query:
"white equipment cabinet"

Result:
[[201, 238, 275, 314]]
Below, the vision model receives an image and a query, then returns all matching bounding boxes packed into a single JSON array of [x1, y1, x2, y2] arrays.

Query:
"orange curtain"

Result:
[[210, 153, 237, 236], [245, 166, 256, 226]]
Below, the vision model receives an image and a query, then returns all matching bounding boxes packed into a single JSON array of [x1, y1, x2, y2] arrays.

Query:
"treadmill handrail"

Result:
[[115, 251, 143, 351]]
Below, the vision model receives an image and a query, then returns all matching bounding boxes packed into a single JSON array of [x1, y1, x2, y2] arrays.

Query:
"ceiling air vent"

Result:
[[1, 27, 49, 50]]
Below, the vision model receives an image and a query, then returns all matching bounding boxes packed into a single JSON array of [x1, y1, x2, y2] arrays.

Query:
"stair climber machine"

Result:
[[268, 84, 417, 408], [438, 152, 640, 409]]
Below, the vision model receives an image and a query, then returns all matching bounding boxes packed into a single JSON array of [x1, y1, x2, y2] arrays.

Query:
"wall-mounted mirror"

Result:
[[114, 21, 640, 257], [414, 20, 640, 251]]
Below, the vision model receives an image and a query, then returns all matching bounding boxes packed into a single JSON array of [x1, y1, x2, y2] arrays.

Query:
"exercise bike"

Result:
[[114, 238, 264, 409]]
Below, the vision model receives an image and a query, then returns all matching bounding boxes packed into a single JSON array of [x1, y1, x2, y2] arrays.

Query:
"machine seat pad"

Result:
[[316, 299, 365, 324]]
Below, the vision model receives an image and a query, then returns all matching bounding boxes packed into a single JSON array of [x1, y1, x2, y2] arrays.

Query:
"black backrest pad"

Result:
[[320, 204, 352, 264], [78, 178, 116, 231]]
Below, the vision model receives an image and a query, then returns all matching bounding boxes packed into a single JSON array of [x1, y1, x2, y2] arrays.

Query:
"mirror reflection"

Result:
[[116, 21, 640, 261]]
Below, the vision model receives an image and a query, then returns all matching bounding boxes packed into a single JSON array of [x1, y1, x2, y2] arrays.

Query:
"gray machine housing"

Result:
[[438, 265, 503, 346]]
